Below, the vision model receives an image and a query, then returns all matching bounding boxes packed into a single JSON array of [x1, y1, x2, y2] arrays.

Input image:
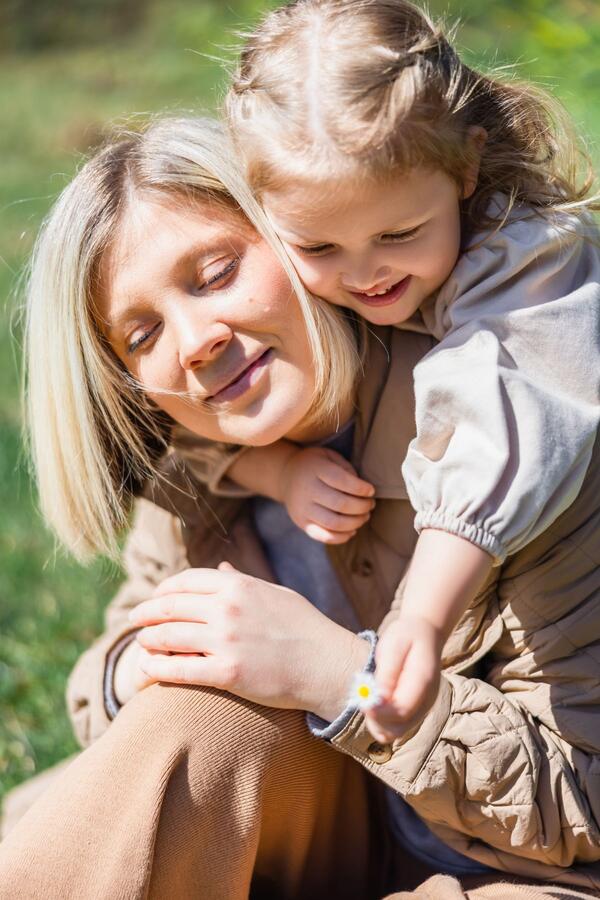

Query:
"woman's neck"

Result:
[[286, 390, 355, 445]]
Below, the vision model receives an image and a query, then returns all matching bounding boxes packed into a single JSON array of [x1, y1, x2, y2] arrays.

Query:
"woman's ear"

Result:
[[461, 126, 488, 199]]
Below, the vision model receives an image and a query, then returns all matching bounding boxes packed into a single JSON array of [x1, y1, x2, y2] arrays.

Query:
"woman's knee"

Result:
[[114, 681, 308, 766]]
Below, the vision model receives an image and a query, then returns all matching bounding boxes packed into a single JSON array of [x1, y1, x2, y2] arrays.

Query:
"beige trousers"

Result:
[[0, 683, 593, 900]]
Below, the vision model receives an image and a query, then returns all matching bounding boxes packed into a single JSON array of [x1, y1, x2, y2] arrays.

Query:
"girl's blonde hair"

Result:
[[25, 116, 360, 560], [226, 0, 597, 231]]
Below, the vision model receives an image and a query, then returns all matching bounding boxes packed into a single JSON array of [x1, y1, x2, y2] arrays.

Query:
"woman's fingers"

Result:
[[153, 567, 229, 597], [138, 649, 222, 687], [137, 621, 212, 654], [129, 593, 215, 626]]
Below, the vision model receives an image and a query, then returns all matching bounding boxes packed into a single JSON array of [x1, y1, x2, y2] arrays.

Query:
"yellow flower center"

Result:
[[357, 684, 371, 699]]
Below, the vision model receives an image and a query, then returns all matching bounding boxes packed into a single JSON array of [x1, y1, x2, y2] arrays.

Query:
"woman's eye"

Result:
[[380, 226, 421, 243], [295, 243, 335, 257], [198, 257, 239, 291], [127, 322, 161, 355]]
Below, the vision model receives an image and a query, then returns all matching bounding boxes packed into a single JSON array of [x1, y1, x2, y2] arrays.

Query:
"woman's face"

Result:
[[97, 196, 319, 446]]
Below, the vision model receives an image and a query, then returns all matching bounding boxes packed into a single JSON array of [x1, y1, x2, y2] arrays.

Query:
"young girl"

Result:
[[219, 0, 600, 741]]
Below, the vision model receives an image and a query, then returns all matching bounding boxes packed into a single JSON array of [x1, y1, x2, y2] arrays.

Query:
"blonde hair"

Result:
[[226, 0, 598, 231], [25, 116, 360, 560]]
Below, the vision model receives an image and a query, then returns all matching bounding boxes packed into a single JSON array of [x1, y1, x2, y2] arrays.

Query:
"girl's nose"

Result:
[[341, 258, 392, 292], [177, 317, 233, 371]]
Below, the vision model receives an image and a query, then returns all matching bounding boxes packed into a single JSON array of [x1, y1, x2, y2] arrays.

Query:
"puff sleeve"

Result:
[[401, 208, 600, 563]]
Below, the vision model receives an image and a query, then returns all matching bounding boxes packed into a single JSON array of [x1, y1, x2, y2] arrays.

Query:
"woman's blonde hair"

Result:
[[226, 0, 598, 231], [25, 116, 360, 560]]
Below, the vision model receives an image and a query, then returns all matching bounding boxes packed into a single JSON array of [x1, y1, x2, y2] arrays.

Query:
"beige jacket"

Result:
[[67, 326, 600, 892]]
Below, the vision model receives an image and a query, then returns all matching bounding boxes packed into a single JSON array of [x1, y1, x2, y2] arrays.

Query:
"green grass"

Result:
[[1, 0, 599, 805]]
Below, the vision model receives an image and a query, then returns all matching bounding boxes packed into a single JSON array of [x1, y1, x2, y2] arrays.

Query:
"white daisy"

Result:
[[349, 671, 382, 711]]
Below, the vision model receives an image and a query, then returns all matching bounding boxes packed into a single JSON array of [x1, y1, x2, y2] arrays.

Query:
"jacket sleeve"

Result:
[[330, 672, 600, 871], [66, 497, 189, 748], [402, 210, 600, 564], [169, 428, 252, 498]]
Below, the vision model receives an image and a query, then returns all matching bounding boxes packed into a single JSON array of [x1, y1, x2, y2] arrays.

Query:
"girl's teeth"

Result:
[[365, 286, 391, 296]]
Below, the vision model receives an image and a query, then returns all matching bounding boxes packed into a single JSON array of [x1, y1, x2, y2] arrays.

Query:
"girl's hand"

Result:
[[279, 446, 375, 544], [127, 563, 370, 720], [364, 616, 444, 743]]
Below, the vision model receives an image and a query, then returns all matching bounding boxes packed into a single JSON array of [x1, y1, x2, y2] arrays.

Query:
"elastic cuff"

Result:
[[102, 630, 139, 721], [307, 629, 377, 741], [414, 510, 505, 564]]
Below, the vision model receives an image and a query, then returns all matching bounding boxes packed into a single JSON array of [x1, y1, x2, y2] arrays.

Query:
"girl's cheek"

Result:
[[295, 258, 332, 295]]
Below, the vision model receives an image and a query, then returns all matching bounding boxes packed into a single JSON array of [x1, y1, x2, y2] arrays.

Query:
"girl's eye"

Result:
[[294, 243, 335, 257], [198, 257, 239, 291], [380, 226, 421, 243]]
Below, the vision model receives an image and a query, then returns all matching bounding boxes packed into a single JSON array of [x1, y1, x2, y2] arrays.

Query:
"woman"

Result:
[[0, 116, 599, 899]]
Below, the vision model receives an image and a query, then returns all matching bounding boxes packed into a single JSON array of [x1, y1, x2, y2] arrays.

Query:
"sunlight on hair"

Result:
[[25, 117, 361, 559]]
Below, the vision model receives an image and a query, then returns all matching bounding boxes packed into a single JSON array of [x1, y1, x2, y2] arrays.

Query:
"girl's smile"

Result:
[[348, 274, 412, 308], [263, 167, 468, 326]]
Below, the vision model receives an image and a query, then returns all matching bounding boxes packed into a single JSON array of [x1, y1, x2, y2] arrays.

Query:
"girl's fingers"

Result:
[[363, 709, 399, 744], [136, 621, 212, 654], [307, 503, 371, 533], [153, 567, 229, 597], [390, 647, 439, 719], [318, 459, 375, 498], [304, 524, 357, 544], [129, 593, 215, 626], [374, 629, 412, 700], [313, 481, 375, 515]]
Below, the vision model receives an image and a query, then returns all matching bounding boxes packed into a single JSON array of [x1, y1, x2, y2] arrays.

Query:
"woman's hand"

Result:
[[279, 446, 375, 544], [127, 563, 370, 721]]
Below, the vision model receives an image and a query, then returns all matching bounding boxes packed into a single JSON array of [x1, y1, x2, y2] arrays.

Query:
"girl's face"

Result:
[[262, 167, 466, 326], [97, 196, 321, 447]]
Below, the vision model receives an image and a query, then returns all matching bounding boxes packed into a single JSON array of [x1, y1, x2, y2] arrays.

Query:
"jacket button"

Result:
[[367, 741, 393, 764], [354, 558, 373, 576]]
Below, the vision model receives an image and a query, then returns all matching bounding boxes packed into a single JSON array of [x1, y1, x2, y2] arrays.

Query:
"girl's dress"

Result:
[[397, 198, 600, 564]]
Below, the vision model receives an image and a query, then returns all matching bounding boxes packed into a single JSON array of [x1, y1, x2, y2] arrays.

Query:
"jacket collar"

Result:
[[354, 326, 435, 500]]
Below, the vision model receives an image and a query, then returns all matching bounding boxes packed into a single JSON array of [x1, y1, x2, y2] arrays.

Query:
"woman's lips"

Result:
[[348, 275, 412, 307], [208, 348, 273, 404]]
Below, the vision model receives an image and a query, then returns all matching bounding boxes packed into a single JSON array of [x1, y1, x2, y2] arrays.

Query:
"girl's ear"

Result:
[[461, 126, 488, 199]]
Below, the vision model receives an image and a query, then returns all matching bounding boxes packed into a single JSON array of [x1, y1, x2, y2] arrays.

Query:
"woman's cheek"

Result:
[[138, 341, 180, 390]]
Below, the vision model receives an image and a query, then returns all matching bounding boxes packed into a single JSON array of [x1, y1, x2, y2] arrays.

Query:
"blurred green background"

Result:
[[1, 0, 599, 804]]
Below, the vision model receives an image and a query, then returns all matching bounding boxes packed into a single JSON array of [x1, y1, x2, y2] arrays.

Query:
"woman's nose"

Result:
[[177, 316, 233, 371]]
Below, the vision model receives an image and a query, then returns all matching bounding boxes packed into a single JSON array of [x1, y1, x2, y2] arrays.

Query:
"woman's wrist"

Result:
[[307, 625, 371, 722]]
